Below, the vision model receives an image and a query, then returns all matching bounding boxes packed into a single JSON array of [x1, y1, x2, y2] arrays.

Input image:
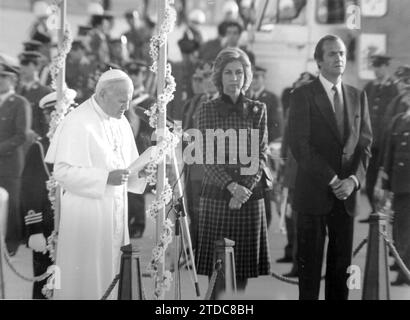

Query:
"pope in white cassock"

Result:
[[45, 70, 148, 299]]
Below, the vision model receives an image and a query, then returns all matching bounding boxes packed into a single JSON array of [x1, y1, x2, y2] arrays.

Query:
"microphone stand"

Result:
[[169, 148, 201, 299]]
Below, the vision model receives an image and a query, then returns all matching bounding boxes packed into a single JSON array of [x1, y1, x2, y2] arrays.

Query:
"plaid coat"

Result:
[[194, 94, 271, 279]]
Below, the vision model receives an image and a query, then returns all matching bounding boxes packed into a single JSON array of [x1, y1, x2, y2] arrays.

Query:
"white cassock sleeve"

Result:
[[53, 162, 109, 199]]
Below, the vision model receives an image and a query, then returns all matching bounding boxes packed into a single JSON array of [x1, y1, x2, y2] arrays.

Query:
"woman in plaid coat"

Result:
[[194, 48, 271, 293]]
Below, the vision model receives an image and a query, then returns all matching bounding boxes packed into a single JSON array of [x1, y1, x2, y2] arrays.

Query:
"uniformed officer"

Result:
[[169, 37, 201, 121], [182, 61, 218, 253], [122, 10, 152, 62], [379, 95, 410, 286], [250, 66, 284, 144], [66, 40, 93, 103], [22, 40, 43, 53], [248, 66, 284, 228], [0, 62, 31, 256], [88, 13, 113, 65], [124, 60, 155, 238], [375, 66, 410, 188], [17, 51, 52, 138], [108, 36, 129, 68], [360, 55, 399, 223], [22, 89, 77, 299]]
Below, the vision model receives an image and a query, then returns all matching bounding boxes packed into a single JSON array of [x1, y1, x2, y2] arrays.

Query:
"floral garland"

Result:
[[145, 0, 180, 300], [146, 179, 173, 220], [148, 220, 174, 300], [49, 29, 73, 90], [144, 63, 176, 128], [41, 1, 74, 299]]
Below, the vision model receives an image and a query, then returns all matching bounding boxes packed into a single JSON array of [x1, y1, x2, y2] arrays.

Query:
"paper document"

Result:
[[128, 146, 157, 174]]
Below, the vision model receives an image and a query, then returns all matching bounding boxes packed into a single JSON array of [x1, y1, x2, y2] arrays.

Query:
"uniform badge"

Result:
[[253, 105, 259, 113]]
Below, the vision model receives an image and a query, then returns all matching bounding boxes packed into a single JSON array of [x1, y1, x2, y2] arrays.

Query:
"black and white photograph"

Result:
[[0, 0, 410, 307]]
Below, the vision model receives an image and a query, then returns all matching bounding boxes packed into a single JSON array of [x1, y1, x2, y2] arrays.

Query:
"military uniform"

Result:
[[0, 86, 31, 254], [88, 28, 110, 65], [364, 77, 398, 211], [382, 112, 410, 285], [169, 57, 198, 122], [22, 138, 54, 298], [66, 41, 93, 103], [124, 60, 156, 238], [17, 81, 52, 137], [378, 90, 410, 166], [253, 89, 284, 144]]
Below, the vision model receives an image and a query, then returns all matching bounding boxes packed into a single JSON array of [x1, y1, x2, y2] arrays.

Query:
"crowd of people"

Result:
[[1, 0, 410, 300]]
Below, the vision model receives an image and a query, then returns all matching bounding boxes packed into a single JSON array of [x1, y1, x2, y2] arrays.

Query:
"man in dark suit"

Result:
[[288, 35, 372, 300], [0, 62, 31, 255]]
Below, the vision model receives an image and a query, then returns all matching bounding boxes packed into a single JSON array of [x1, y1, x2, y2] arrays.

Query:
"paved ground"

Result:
[[2, 191, 410, 300]]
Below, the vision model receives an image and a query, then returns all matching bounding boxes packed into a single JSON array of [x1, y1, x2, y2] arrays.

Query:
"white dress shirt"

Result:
[[319, 73, 343, 113]]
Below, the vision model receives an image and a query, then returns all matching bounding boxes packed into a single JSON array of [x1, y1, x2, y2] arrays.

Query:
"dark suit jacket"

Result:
[[288, 78, 372, 216], [0, 93, 31, 177]]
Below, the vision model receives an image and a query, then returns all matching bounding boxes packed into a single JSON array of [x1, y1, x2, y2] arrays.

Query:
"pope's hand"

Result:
[[107, 169, 130, 185], [28, 233, 47, 253]]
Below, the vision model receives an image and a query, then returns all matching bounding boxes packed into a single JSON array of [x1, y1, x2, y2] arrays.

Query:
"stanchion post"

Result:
[[117, 244, 144, 300], [211, 238, 237, 300], [362, 212, 390, 300]]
